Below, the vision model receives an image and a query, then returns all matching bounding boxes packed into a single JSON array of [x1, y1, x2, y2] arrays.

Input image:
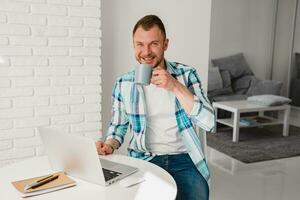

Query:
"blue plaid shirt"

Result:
[[105, 61, 215, 183]]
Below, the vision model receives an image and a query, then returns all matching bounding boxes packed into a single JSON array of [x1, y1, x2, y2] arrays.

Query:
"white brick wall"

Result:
[[0, 0, 102, 167]]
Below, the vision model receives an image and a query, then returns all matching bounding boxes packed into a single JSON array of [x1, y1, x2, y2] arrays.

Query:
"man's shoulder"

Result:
[[115, 70, 135, 84], [168, 61, 196, 75]]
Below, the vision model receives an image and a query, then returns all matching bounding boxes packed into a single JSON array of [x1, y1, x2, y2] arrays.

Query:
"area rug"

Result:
[[207, 125, 300, 163]]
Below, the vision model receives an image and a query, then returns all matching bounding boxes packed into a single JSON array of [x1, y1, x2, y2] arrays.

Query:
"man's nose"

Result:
[[142, 46, 152, 55]]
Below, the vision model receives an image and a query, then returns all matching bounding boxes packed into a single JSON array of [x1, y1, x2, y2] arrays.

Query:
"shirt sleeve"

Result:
[[105, 80, 129, 145], [187, 69, 216, 132]]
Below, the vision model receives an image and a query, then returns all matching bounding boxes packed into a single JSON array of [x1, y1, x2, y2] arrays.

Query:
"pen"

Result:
[[24, 174, 59, 191]]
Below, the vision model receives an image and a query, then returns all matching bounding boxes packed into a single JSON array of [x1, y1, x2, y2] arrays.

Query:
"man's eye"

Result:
[[136, 43, 143, 47], [152, 43, 159, 46]]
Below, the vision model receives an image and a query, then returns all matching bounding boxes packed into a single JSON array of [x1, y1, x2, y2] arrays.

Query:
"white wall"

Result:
[[101, 0, 212, 154], [0, 0, 102, 167], [209, 0, 277, 80]]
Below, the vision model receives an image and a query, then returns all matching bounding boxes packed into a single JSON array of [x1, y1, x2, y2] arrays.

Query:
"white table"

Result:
[[213, 100, 290, 142], [0, 155, 177, 200]]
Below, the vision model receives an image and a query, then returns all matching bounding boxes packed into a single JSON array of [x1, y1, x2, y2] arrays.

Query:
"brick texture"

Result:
[[0, 0, 102, 167]]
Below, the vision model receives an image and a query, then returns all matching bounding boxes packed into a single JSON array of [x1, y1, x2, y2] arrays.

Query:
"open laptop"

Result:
[[38, 127, 138, 186]]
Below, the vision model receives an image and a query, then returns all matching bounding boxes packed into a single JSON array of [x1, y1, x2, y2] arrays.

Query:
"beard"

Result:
[[136, 53, 164, 69]]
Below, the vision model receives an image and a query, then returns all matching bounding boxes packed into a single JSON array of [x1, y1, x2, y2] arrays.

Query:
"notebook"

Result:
[[38, 127, 138, 186], [11, 171, 76, 198]]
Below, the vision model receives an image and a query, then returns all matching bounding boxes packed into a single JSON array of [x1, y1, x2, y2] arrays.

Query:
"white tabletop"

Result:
[[213, 100, 289, 112], [0, 155, 177, 200]]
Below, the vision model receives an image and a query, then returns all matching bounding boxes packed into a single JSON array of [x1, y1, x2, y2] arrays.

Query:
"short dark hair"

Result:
[[133, 15, 166, 39]]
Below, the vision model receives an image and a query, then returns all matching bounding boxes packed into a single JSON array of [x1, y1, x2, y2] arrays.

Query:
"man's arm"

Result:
[[151, 68, 193, 113], [185, 69, 215, 132], [151, 68, 215, 132], [151, 68, 195, 114], [172, 81, 194, 114], [96, 80, 129, 155]]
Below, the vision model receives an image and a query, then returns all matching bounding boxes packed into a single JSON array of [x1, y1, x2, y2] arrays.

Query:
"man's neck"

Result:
[[157, 59, 166, 69]]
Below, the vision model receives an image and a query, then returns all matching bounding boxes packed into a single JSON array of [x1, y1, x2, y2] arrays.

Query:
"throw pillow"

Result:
[[208, 67, 223, 92], [219, 70, 234, 94], [232, 75, 258, 94], [211, 53, 253, 79], [246, 80, 283, 96], [219, 70, 231, 88], [208, 69, 234, 97], [247, 95, 291, 106], [296, 53, 300, 78]]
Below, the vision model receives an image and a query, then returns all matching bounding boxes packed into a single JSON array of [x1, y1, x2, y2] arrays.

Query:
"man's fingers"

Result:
[[151, 75, 167, 85], [152, 68, 166, 76], [96, 141, 106, 155], [103, 145, 113, 154], [96, 144, 103, 154], [95, 141, 114, 155], [97, 147, 108, 155], [96, 141, 103, 149]]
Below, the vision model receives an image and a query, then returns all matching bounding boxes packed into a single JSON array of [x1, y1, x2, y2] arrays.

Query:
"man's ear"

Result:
[[164, 38, 169, 51]]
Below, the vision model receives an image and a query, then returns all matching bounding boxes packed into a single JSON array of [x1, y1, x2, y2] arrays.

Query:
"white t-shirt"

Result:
[[144, 84, 186, 155]]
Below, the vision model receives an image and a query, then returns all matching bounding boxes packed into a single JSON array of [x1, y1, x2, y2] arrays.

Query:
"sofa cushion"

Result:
[[232, 75, 257, 94], [212, 94, 248, 102], [247, 95, 291, 106], [246, 80, 282, 96], [220, 70, 231, 88], [208, 69, 234, 98], [211, 53, 253, 79], [208, 67, 223, 92]]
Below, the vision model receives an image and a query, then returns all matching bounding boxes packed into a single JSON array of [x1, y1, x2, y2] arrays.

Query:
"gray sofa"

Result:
[[208, 53, 283, 103]]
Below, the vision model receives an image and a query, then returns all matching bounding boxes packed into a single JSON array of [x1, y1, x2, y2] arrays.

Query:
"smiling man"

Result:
[[96, 15, 215, 200]]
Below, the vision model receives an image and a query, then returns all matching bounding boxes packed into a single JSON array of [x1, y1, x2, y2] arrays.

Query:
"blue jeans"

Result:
[[149, 153, 209, 200]]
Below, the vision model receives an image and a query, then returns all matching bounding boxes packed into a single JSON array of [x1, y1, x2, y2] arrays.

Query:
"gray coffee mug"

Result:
[[135, 64, 153, 85]]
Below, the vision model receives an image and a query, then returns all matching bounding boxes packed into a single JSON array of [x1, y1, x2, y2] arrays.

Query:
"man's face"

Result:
[[133, 25, 168, 68]]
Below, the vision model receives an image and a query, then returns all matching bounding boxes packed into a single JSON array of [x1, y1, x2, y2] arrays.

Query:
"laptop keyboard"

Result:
[[102, 168, 122, 181]]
